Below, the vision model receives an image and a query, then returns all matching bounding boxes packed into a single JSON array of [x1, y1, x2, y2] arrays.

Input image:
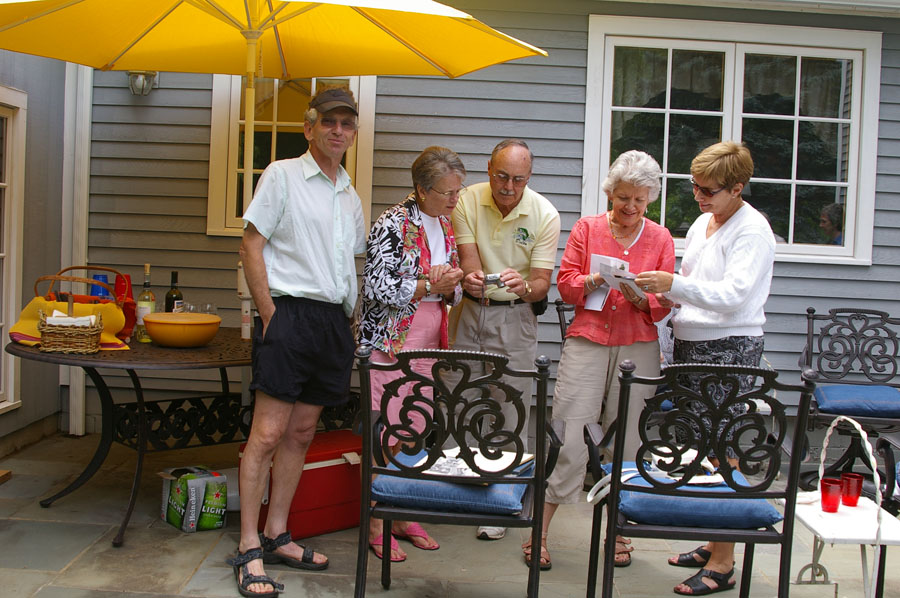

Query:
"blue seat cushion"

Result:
[[814, 384, 900, 417], [603, 462, 783, 529], [371, 450, 533, 515]]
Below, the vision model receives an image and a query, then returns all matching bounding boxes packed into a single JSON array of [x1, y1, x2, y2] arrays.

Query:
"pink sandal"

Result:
[[369, 533, 406, 562], [393, 522, 440, 551]]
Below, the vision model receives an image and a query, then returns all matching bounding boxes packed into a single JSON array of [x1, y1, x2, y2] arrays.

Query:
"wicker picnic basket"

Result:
[[36, 277, 111, 354]]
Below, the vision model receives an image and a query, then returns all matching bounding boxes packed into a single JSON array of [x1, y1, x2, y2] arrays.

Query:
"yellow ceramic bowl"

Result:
[[143, 312, 221, 347]]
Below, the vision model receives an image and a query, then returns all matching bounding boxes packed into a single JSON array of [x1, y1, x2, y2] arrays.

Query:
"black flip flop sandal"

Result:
[[669, 546, 712, 568], [226, 547, 284, 598], [260, 531, 328, 571], [674, 568, 736, 596]]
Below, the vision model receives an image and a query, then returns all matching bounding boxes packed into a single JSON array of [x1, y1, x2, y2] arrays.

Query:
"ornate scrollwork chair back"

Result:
[[354, 346, 561, 598], [585, 360, 816, 598], [801, 307, 900, 488]]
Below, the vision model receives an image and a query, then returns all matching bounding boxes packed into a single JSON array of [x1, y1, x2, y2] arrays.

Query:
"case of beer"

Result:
[[159, 466, 227, 532], [240, 429, 362, 539]]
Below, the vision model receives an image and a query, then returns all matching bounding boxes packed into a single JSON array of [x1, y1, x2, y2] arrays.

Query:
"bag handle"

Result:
[[34, 274, 123, 308]]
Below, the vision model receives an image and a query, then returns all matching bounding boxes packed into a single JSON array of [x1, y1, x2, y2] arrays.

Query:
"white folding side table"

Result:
[[793, 496, 900, 598]]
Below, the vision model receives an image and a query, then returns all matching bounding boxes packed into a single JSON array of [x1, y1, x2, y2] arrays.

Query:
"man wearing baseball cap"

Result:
[[232, 86, 365, 597]]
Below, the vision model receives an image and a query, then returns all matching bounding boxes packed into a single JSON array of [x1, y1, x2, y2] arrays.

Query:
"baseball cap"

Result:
[[309, 88, 358, 115]]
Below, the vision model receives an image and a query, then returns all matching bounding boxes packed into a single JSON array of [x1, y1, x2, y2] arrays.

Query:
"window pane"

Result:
[[665, 178, 701, 238], [668, 114, 722, 173], [671, 50, 725, 111], [745, 182, 790, 243], [236, 172, 263, 219], [800, 58, 852, 119], [613, 47, 667, 108], [0, 117, 6, 183], [798, 121, 849, 183], [274, 128, 308, 161], [795, 186, 846, 245], [611, 111, 664, 168], [744, 54, 796, 115], [278, 79, 312, 123], [742, 118, 794, 179]]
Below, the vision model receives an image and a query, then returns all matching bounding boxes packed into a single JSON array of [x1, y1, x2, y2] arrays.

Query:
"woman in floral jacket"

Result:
[[357, 146, 465, 562]]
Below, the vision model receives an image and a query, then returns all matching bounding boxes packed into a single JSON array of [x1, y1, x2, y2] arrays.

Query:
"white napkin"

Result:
[[47, 310, 96, 327]]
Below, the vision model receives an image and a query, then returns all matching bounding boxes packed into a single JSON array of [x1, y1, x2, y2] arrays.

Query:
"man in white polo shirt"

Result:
[[449, 138, 561, 541], [232, 87, 366, 597]]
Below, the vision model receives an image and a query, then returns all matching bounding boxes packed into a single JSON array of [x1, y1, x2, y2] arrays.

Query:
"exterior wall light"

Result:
[[127, 71, 157, 96]]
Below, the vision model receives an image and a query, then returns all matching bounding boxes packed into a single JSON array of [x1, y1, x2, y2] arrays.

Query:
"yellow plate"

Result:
[[143, 312, 221, 347]]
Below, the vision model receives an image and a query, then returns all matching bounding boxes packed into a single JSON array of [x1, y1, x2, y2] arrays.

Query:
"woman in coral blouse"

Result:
[[524, 150, 674, 571]]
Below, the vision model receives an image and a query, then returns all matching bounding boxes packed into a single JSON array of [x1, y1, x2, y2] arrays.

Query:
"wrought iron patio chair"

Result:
[[354, 347, 563, 598], [800, 307, 900, 488], [584, 360, 816, 598]]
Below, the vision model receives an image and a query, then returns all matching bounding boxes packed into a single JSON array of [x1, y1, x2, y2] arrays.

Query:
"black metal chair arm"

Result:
[[584, 422, 613, 481], [544, 419, 565, 477]]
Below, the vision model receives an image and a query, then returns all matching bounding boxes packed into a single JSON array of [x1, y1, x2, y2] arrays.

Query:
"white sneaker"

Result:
[[476, 525, 506, 540]]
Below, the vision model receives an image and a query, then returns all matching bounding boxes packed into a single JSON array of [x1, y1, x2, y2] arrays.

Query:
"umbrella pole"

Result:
[[243, 31, 261, 212]]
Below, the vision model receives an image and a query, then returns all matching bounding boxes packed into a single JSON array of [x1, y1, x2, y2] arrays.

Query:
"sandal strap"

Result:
[[226, 547, 264, 567], [301, 545, 315, 563], [240, 571, 284, 592], [698, 568, 734, 585], [260, 531, 293, 552]]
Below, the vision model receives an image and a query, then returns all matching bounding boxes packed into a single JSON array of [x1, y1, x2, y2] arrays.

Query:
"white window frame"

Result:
[[0, 85, 27, 415], [584, 16, 882, 265], [206, 75, 376, 236]]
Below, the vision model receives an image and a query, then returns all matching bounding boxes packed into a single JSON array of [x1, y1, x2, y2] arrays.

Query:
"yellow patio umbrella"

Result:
[[0, 0, 546, 202]]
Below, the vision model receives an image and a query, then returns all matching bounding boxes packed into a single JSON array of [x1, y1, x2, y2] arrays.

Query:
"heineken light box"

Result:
[[159, 466, 227, 533]]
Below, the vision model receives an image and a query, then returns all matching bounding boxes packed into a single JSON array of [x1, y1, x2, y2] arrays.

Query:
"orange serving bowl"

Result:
[[142, 312, 221, 347]]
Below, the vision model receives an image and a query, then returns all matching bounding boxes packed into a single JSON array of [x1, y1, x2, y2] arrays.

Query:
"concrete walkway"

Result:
[[0, 433, 896, 597]]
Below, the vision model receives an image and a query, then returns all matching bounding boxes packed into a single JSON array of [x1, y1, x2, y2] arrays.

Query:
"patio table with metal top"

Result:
[[4, 327, 252, 546]]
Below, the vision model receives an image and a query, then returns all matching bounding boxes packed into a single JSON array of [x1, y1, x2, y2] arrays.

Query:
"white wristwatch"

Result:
[[424, 280, 432, 296]]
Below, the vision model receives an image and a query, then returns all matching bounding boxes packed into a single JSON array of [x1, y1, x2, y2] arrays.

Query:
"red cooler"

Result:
[[240, 429, 362, 539]]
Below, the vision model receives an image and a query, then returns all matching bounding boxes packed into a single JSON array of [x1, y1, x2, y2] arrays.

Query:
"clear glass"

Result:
[[611, 111, 665, 168], [186, 302, 218, 315], [665, 178, 702, 238], [741, 118, 795, 180], [744, 54, 796, 115], [794, 185, 847, 245], [744, 182, 791, 243], [667, 114, 722, 174], [670, 50, 725, 111], [613, 47, 667, 108], [798, 121, 849, 183], [800, 57, 852, 119]]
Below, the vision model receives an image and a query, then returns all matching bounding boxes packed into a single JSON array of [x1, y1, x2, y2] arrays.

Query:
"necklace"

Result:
[[609, 217, 642, 255]]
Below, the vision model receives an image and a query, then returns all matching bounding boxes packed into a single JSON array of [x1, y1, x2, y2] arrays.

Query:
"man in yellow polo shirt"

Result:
[[449, 138, 561, 541]]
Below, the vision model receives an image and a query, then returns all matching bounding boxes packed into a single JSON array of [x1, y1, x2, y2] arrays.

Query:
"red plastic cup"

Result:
[[841, 472, 864, 507], [821, 478, 842, 512], [115, 274, 133, 301]]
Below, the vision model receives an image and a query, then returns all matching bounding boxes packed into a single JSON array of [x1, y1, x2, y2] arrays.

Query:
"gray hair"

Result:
[[601, 150, 662, 202], [304, 107, 319, 127], [412, 146, 466, 193], [491, 138, 534, 165]]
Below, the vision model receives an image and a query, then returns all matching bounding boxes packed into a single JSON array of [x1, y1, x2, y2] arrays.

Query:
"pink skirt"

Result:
[[369, 301, 442, 447]]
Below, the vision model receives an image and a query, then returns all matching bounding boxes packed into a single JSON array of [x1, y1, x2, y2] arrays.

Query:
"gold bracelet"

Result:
[[522, 280, 533, 297]]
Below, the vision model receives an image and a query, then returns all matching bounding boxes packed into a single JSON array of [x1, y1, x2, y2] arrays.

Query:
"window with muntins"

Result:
[[584, 17, 881, 264]]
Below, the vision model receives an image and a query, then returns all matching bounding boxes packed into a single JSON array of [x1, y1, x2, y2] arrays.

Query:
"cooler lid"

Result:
[[305, 429, 362, 463]]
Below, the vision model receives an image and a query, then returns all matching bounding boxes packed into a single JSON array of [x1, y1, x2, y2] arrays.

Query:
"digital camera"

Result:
[[484, 273, 505, 287]]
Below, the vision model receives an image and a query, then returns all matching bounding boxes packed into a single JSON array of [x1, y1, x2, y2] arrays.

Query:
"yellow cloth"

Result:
[[451, 181, 560, 301], [9, 296, 128, 350]]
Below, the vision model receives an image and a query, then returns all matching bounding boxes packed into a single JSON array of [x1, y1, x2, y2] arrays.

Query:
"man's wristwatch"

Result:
[[522, 280, 533, 297], [424, 280, 432, 296]]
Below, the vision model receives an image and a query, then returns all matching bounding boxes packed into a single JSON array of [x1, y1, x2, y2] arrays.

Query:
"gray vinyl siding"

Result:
[[85, 71, 242, 426], [0, 51, 66, 439]]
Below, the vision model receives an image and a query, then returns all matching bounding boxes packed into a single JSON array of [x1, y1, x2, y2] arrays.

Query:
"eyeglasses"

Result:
[[690, 177, 727, 198], [490, 172, 530, 186], [319, 116, 358, 131], [430, 186, 467, 198]]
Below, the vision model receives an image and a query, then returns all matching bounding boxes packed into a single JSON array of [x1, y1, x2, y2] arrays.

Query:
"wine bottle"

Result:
[[135, 264, 156, 343], [165, 270, 184, 313]]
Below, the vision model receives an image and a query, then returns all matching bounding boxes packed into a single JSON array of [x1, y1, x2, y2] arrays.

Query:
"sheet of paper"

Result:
[[585, 283, 610, 311], [590, 254, 646, 299]]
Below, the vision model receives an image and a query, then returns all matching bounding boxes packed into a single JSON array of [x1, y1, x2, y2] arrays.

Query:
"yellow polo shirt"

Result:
[[452, 182, 560, 301]]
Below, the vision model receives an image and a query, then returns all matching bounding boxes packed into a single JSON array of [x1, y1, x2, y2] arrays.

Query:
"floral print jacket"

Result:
[[358, 193, 462, 356]]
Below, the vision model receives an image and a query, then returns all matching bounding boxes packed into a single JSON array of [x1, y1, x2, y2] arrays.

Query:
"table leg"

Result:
[[39, 366, 113, 508], [112, 369, 146, 547], [795, 535, 831, 585], [860, 544, 871, 598]]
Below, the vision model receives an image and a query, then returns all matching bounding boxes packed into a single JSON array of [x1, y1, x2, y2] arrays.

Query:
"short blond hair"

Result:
[[691, 141, 754, 188]]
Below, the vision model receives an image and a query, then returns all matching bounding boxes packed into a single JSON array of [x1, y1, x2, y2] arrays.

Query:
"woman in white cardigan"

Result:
[[636, 141, 776, 596]]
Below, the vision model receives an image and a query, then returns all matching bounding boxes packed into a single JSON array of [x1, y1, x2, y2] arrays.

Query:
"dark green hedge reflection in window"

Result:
[[611, 111, 664, 167], [744, 54, 796, 115], [742, 118, 794, 179], [800, 58, 852, 119], [795, 185, 847, 245], [613, 47, 667, 108], [236, 172, 263, 219], [668, 114, 722, 173], [665, 178, 701, 238], [275, 130, 308, 162], [671, 50, 725, 111], [744, 182, 790, 243], [798, 122, 848, 183]]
